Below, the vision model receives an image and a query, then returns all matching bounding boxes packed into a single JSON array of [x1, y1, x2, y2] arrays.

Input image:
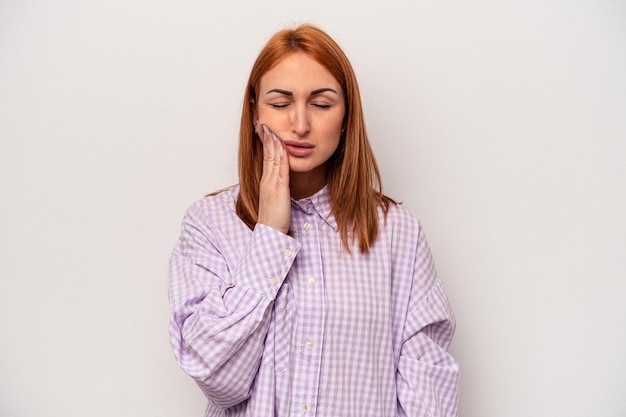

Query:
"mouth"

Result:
[[283, 140, 315, 157]]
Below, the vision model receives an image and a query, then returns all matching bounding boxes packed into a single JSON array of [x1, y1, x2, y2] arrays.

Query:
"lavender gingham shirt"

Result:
[[169, 185, 459, 417]]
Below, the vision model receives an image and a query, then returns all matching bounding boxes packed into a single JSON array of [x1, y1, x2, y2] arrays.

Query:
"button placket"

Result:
[[289, 208, 322, 416]]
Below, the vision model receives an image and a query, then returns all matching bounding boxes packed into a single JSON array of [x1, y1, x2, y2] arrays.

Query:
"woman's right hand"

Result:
[[257, 124, 291, 234]]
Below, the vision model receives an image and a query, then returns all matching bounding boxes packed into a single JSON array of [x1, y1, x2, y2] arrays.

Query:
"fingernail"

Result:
[[280, 146, 284, 157], [262, 124, 270, 137], [272, 133, 278, 142]]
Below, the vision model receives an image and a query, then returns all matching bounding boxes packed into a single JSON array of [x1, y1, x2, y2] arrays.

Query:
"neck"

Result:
[[289, 166, 327, 200]]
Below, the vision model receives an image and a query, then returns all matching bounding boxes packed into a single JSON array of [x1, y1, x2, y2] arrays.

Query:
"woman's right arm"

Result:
[[168, 203, 299, 410], [170, 124, 291, 409]]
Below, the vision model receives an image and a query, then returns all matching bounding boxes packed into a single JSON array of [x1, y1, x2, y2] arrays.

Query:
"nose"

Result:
[[289, 103, 310, 137]]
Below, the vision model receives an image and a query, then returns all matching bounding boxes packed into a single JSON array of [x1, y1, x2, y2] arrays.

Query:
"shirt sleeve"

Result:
[[396, 225, 459, 417], [168, 202, 300, 410]]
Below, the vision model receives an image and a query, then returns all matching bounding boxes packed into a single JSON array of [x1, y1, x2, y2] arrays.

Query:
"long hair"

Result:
[[236, 24, 394, 253]]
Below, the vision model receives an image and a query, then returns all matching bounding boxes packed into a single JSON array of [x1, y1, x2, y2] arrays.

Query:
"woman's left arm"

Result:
[[396, 225, 459, 417]]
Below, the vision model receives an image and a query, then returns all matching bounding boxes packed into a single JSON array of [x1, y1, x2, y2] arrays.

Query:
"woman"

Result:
[[169, 24, 459, 417]]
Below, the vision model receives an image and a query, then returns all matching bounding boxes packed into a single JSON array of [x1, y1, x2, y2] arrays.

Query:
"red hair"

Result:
[[236, 24, 394, 253]]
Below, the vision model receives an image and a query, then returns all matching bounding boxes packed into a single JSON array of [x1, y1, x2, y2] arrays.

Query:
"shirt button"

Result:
[[308, 277, 317, 285], [300, 404, 308, 412], [305, 339, 314, 348], [283, 248, 292, 257], [270, 276, 279, 285], [303, 222, 311, 230]]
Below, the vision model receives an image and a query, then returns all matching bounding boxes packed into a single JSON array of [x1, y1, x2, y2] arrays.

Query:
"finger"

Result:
[[271, 132, 283, 167], [272, 132, 290, 183], [261, 124, 275, 177]]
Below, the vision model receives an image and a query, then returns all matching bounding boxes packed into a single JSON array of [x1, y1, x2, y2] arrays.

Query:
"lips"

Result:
[[283, 140, 315, 157]]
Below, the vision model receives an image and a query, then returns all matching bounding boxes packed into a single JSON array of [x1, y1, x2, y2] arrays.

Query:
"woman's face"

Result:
[[255, 52, 345, 183]]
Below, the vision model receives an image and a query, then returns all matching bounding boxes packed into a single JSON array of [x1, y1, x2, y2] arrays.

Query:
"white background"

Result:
[[1, 1, 625, 416]]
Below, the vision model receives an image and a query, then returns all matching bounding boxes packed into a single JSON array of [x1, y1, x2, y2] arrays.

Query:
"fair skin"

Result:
[[254, 52, 346, 234]]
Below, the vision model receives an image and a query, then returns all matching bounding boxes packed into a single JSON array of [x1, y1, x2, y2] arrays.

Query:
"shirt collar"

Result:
[[291, 185, 338, 232]]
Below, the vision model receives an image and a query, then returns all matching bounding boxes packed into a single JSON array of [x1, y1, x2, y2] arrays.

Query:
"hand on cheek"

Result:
[[257, 124, 291, 234]]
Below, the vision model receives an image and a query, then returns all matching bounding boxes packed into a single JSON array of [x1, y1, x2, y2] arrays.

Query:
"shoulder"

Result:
[[370, 201, 424, 260], [377, 201, 436, 264], [381, 201, 422, 236], [382, 203, 440, 303], [188, 185, 238, 213], [183, 185, 240, 230]]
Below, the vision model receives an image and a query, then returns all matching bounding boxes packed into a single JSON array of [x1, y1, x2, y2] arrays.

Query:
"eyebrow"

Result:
[[265, 88, 339, 97]]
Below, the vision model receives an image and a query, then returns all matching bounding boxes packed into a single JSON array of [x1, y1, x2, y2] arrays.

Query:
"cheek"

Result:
[[326, 113, 345, 136], [257, 107, 290, 127]]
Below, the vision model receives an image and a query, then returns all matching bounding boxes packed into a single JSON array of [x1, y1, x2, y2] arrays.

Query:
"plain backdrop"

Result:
[[1, 1, 625, 416]]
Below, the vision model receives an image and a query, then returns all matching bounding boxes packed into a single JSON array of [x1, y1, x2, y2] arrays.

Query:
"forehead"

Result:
[[260, 52, 341, 91]]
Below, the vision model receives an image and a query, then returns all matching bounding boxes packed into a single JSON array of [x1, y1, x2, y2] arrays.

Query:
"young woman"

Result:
[[169, 24, 459, 417]]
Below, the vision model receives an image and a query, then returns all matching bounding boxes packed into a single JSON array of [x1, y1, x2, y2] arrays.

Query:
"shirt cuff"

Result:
[[233, 223, 301, 300]]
